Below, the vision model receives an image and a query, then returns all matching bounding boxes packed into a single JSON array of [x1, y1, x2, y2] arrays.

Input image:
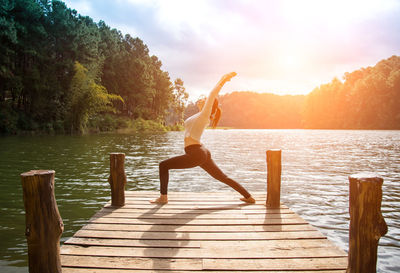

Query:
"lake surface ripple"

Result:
[[0, 129, 399, 272]]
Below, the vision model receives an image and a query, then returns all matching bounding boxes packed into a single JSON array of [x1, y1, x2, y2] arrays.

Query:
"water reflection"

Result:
[[0, 130, 399, 272]]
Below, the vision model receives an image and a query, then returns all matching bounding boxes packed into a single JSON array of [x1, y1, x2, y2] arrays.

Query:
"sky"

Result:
[[63, 0, 400, 100]]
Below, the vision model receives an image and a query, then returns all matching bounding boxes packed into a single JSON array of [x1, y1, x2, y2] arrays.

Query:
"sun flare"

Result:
[[280, 55, 301, 71]]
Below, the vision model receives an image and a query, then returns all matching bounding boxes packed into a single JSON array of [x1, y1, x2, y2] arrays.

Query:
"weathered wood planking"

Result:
[[61, 191, 347, 272], [62, 269, 346, 273]]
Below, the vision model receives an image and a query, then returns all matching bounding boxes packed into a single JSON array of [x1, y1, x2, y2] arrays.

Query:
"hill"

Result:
[[185, 55, 400, 130], [303, 55, 400, 129], [218, 92, 305, 128]]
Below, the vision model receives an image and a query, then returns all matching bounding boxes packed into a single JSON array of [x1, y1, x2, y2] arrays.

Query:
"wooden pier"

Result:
[[60, 191, 348, 272], [21, 151, 387, 273]]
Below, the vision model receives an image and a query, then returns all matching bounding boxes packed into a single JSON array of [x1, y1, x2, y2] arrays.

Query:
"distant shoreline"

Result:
[[3, 127, 399, 137]]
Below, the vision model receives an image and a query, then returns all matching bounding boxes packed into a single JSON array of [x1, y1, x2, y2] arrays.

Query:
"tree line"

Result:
[[185, 55, 400, 130], [217, 92, 304, 129], [303, 55, 400, 129], [0, 0, 188, 134]]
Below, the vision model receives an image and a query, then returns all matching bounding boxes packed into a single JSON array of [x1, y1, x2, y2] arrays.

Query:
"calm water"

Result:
[[0, 129, 399, 272]]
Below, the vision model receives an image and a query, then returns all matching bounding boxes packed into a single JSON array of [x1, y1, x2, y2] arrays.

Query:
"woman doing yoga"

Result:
[[150, 72, 255, 204]]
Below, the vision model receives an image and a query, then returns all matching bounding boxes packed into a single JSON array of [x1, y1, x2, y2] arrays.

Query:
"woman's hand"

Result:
[[210, 72, 237, 98], [220, 72, 237, 84]]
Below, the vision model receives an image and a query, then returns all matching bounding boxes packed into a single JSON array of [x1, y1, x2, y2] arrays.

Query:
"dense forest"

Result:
[[303, 55, 400, 129], [1, 1, 399, 134], [185, 55, 400, 130], [0, 0, 188, 134]]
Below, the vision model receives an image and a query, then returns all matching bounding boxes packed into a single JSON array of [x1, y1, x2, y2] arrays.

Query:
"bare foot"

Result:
[[240, 196, 255, 204], [149, 194, 168, 204]]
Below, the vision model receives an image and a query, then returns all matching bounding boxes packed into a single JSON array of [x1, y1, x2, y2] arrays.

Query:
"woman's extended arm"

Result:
[[200, 72, 237, 117]]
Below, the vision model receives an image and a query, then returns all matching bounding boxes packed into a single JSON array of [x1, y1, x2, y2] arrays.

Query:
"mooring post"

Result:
[[266, 149, 282, 208], [347, 173, 387, 273], [109, 153, 127, 206], [21, 170, 63, 273]]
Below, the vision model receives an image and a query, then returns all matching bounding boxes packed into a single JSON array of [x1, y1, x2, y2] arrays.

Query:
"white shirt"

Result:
[[183, 86, 219, 142], [184, 112, 210, 141]]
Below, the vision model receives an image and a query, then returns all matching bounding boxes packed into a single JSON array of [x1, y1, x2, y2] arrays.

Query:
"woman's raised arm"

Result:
[[200, 72, 237, 117]]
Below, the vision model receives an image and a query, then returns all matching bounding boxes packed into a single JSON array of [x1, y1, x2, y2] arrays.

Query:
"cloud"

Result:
[[63, 0, 400, 99]]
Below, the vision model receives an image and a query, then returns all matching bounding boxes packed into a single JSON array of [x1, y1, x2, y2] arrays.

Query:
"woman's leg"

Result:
[[151, 154, 199, 204], [159, 152, 203, 195], [200, 149, 252, 199], [151, 146, 207, 203]]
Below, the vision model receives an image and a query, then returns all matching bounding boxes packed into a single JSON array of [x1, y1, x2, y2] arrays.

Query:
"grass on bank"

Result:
[[88, 114, 183, 134], [0, 110, 183, 135]]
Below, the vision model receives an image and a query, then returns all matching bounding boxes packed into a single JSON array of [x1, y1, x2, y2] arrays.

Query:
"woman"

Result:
[[150, 72, 255, 204]]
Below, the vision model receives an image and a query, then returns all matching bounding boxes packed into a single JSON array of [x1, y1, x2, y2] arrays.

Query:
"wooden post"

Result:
[[21, 170, 63, 273], [347, 173, 387, 273], [266, 149, 281, 208], [109, 153, 127, 206]]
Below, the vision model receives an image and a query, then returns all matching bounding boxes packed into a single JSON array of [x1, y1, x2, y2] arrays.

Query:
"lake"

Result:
[[0, 129, 399, 272]]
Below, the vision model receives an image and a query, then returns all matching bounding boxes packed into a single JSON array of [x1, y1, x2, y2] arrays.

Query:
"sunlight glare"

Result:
[[281, 0, 398, 30], [281, 55, 301, 71]]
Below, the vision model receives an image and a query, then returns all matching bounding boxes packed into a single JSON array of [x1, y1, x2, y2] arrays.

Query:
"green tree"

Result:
[[118, 35, 154, 118], [98, 20, 124, 96], [147, 56, 174, 120], [0, 0, 187, 134], [0, 0, 18, 103], [302, 55, 400, 129], [65, 62, 122, 134], [164, 78, 188, 125], [172, 78, 188, 120]]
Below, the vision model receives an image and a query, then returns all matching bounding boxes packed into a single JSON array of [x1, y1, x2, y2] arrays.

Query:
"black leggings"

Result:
[[159, 144, 251, 198]]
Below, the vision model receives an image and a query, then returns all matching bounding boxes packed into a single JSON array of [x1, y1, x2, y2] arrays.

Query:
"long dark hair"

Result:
[[210, 99, 221, 129]]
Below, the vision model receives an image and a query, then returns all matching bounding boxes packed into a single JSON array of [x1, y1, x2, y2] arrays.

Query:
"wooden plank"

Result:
[[60, 245, 347, 259], [96, 206, 294, 213], [204, 246, 347, 259], [65, 237, 337, 249], [123, 193, 269, 200], [124, 199, 270, 203], [91, 211, 298, 220], [82, 223, 316, 232], [104, 204, 274, 210], [61, 255, 347, 271], [62, 268, 346, 273], [61, 191, 347, 272], [64, 237, 201, 248], [246, 213, 298, 218], [123, 199, 267, 204], [61, 255, 203, 270], [125, 191, 266, 196], [203, 257, 348, 270], [89, 216, 307, 225], [200, 239, 345, 249], [73, 229, 326, 240], [63, 270, 346, 273], [99, 207, 292, 214], [122, 197, 267, 202]]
